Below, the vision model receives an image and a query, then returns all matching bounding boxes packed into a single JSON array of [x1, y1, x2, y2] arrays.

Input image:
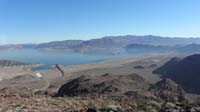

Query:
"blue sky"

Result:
[[0, 0, 200, 44]]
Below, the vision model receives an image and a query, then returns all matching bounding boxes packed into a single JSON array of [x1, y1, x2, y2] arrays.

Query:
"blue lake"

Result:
[[0, 49, 147, 69]]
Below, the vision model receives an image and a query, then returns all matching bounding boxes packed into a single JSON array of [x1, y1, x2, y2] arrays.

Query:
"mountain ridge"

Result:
[[154, 54, 200, 94], [3, 35, 200, 47], [2, 35, 200, 54]]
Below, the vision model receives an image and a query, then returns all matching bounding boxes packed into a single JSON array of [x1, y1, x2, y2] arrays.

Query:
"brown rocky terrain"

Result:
[[0, 54, 199, 111], [56, 73, 150, 97], [0, 75, 47, 96]]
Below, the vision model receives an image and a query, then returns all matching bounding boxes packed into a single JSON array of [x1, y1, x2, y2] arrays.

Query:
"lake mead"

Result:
[[0, 49, 138, 69]]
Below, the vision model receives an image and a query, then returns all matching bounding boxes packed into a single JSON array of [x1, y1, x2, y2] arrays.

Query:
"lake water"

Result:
[[0, 49, 147, 69], [0, 49, 134, 68]]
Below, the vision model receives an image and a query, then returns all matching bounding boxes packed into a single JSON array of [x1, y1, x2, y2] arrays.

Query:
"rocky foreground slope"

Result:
[[0, 55, 199, 111], [0, 73, 200, 112]]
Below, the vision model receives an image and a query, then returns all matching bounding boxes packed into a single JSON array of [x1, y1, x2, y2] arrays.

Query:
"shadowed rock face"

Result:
[[154, 54, 200, 94], [56, 73, 150, 97]]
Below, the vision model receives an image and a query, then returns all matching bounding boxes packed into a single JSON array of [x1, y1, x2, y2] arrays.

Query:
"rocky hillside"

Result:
[[0, 75, 46, 96], [36, 40, 83, 50], [0, 60, 31, 67], [0, 74, 199, 112], [56, 73, 150, 97], [149, 78, 186, 102], [125, 43, 171, 53], [54, 73, 200, 111], [56, 73, 190, 102], [0, 55, 200, 111], [154, 54, 200, 94]]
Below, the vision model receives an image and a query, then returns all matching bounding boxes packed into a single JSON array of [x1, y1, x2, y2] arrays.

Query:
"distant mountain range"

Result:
[[36, 35, 200, 51], [125, 43, 200, 54], [2, 35, 200, 53]]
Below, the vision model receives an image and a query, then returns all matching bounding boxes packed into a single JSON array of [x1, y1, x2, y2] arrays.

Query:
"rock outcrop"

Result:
[[154, 54, 200, 94], [56, 73, 150, 97], [149, 78, 186, 102]]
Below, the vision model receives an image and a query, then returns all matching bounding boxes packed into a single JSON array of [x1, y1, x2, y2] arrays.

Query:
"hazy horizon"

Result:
[[1, 0, 200, 44], [1, 34, 200, 45]]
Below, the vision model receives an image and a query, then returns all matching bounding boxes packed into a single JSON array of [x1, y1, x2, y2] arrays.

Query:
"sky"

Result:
[[0, 0, 200, 44]]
